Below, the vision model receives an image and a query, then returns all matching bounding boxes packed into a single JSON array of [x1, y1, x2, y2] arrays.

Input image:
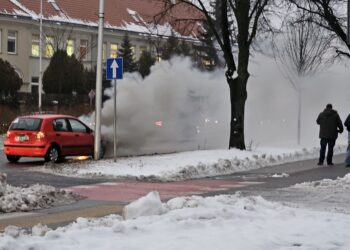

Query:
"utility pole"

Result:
[[94, 0, 104, 160]]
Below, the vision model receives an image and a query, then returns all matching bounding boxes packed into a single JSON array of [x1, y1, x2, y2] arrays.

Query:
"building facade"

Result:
[[0, 0, 200, 94]]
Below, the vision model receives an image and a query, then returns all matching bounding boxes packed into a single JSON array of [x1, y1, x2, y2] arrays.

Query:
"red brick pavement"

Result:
[[65, 179, 262, 203]]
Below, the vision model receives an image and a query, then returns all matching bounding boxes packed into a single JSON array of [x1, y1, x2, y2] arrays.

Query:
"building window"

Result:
[[66, 39, 74, 56], [102, 42, 107, 61], [110, 43, 118, 58], [131, 46, 136, 59], [45, 36, 54, 58], [80, 39, 88, 60], [140, 46, 147, 54], [31, 34, 40, 57], [7, 30, 17, 54], [31, 76, 39, 94]]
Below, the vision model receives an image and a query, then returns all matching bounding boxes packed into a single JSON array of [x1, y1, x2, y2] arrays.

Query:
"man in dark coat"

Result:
[[344, 114, 350, 167], [316, 104, 343, 165]]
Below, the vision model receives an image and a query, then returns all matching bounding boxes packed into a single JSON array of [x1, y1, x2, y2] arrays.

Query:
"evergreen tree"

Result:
[[192, 0, 222, 71], [193, 20, 222, 71], [43, 50, 86, 94], [118, 33, 137, 73], [0, 58, 22, 95], [161, 33, 180, 60], [85, 67, 111, 91], [162, 32, 193, 60], [137, 51, 156, 78]]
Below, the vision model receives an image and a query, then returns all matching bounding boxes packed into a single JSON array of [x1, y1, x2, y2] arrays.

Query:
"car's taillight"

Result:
[[36, 131, 45, 140]]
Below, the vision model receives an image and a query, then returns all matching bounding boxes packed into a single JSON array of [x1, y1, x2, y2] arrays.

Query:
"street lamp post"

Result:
[[38, 0, 43, 111], [348, 0, 350, 45], [94, 0, 105, 160]]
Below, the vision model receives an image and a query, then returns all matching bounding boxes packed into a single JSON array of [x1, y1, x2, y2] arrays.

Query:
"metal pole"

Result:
[[94, 0, 104, 160], [113, 79, 117, 162], [38, 0, 43, 111], [348, 0, 350, 45], [297, 89, 301, 146]]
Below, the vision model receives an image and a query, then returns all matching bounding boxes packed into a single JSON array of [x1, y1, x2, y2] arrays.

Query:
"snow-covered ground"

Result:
[[0, 134, 4, 150], [0, 183, 82, 213], [33, 145, 346, 181], [1, 174, 350, 250], [239, 174, 350, 217]]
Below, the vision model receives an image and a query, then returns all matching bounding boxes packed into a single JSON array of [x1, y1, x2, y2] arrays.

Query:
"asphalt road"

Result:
[[1, 149, 349, 190], [0, 149, 110, 188]]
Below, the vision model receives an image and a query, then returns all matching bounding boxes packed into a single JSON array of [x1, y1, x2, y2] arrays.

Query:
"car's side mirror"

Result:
[[87, 128, 93, 134]]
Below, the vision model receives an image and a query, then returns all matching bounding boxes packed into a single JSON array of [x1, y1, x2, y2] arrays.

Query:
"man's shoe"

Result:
[[327, 163, 334, 166], [317, 162, 323, 166]]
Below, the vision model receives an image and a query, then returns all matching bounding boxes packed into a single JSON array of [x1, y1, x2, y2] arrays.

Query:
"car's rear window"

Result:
[[9, 118, 42, 131]]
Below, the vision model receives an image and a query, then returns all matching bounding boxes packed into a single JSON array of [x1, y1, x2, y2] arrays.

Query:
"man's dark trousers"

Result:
[[319, 138, 336, 164]]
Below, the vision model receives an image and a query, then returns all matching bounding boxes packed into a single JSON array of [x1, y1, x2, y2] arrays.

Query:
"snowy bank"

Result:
[[0, 184, 82, 213], [33, 146, 346, 181], [1, 192, 350, 250], [241, 173, 350, 215], [0, 134, 4, 150]]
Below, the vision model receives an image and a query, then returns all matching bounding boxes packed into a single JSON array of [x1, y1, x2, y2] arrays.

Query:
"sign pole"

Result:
[[113, 79, 117, 162], [106, 57, 123, 162]]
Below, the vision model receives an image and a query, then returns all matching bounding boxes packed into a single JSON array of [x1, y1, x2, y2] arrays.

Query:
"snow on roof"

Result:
[[1, 0, 202, 39]]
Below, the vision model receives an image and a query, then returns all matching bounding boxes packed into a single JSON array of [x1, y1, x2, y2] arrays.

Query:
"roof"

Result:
[[19, 114, 76, 120], [0, 0, 202, 38]]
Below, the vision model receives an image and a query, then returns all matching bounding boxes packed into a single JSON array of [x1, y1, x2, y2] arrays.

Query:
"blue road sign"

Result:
[[106, 57, 123, 80]]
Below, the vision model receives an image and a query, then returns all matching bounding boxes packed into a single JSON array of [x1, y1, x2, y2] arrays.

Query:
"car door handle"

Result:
[[56, 134, 61, 137]]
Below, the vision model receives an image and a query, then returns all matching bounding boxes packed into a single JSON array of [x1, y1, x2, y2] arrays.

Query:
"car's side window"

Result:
[[53, 119, 69, 132], [68, 119, 88, 133]]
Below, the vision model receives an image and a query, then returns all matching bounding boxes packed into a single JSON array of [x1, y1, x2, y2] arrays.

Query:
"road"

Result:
[[0, 149, 349, 231], [0, 150, 110, 187]]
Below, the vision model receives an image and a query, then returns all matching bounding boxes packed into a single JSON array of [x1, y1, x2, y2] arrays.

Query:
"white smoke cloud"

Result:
[[83, 55, 350, 156], [99, 57, 230, 156], [246, 54, 350, 148]]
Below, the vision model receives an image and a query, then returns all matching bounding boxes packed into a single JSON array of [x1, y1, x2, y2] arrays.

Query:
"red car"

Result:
[[4, 114, 94, 163]]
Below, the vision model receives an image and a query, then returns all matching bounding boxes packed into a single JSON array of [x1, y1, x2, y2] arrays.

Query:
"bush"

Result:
[[0, 58, 22, 96]]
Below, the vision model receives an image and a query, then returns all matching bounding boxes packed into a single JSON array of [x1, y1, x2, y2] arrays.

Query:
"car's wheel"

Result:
[[6, 155, 21, 163], [45, 146, 61, 163]]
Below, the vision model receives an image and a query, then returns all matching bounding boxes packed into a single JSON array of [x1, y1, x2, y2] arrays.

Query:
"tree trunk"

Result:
[[227, 72, 248, 150], [226, 0, 251, 150]]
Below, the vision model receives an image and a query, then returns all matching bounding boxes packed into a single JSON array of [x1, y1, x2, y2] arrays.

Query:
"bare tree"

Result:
[[43, 24, 97, 63], [153, 0, 273, 150], [273, 11, 332, 145], [289, 0, 350, 58]]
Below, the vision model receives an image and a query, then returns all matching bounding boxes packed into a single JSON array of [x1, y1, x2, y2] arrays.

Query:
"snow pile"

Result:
[[35, 145, 346, 181], [0, 172, 7, 195], [0, 184, 82, 213], [1, 193, 350, 249], [122, 191, 166, 220], [0, 134, 5, 150], [245, 173, 350, 215], [271, 173, 289, 178], [293, 173, 350, 189]]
